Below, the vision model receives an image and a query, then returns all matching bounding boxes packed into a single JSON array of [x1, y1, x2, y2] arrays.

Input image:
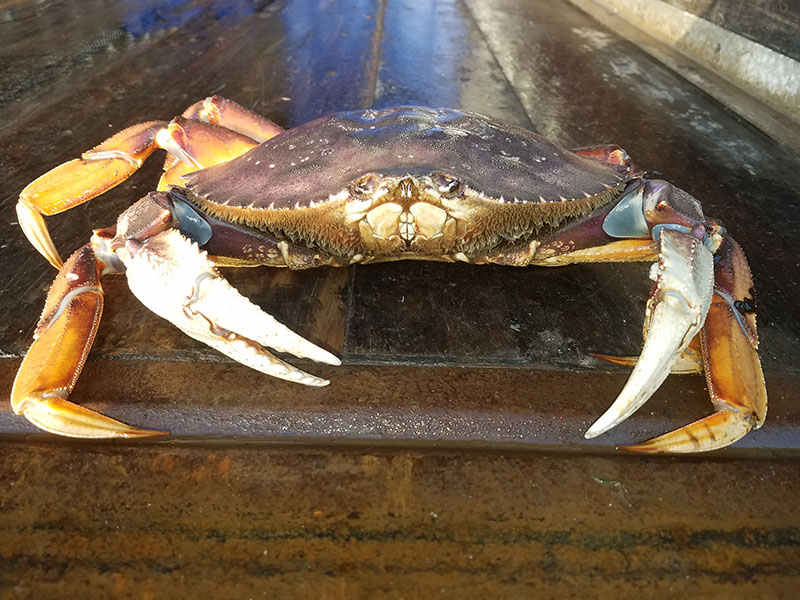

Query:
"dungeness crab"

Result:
[[13, 97, 766, 452]]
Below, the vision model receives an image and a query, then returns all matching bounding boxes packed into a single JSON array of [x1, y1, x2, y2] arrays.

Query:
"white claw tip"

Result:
[[584, 420, 611, 439]]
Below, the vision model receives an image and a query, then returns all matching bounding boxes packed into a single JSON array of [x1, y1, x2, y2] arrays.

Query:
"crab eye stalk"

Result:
[[350, 174, 380, 197], [434, 173, 462, 197]]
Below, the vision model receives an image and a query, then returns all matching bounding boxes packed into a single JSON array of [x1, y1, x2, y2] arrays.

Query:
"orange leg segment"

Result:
[[17, 121, 167, 268], [181, 95, 284, 143], [155, 116, 262, 189], [11, 243, 164, 438]]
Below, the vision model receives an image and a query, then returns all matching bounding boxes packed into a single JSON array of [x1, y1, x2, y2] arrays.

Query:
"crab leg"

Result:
[[573, 144, 635, 173], [155, 117, 262, 189], [181, 95, 284, 143], [11, 244, 163, 437], [17, 121, 167, 268], [592, 334, 704, 374], [18, 97, 284, 269]]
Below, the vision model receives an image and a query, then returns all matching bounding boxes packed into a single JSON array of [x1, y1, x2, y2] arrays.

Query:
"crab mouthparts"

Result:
[[348, 176, 456, 255]]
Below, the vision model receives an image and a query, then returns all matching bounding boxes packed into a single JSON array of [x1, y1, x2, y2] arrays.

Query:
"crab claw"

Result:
[[622, 235, 766, 453], [585, 228, 714, 439], [118, 229, 339, 387]]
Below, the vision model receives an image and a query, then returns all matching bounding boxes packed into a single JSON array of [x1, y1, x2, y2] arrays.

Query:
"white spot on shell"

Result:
[[269, 164, 275, 168]]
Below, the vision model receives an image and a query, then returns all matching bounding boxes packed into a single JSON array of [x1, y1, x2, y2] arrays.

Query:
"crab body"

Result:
[[12, 97, 766, 452]]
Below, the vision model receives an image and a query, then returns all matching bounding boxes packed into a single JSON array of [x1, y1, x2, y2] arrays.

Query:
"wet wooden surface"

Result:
[[1, 0, 799, 597]]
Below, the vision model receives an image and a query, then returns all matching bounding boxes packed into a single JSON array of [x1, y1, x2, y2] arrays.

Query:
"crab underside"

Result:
[[12, 97, 766, 453]]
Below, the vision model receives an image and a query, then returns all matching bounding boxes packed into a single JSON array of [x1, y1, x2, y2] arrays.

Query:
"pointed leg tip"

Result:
[[591, 352, 638, 367], [114, 427, 170, 439], [20, 396, 169, 439], [617, 440, 671, 454], [16, 200, 64, 268]]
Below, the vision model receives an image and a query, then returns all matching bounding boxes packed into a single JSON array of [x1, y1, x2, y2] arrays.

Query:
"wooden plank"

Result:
[[1, 441, 798, 597]]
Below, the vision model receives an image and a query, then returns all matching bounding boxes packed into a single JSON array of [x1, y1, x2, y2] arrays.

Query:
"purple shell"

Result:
[[184, 106, 628, 209]]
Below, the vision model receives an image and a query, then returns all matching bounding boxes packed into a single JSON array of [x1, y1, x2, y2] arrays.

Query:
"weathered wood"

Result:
[[1, 441, 799, 598]]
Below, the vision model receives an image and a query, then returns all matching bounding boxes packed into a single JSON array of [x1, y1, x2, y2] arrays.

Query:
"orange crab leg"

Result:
[[593, 334, 704, 374], [18, 97, 286, 269], [623, 235, 766, 453], [17, 121, 167, 268], [11, 243, 164, 438], [155, 117, 262, 189], [181, 95, 284, 143], [573, 144, 635, 173]]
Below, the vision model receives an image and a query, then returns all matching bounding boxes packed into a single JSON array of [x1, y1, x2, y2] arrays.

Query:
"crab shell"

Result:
[[183, 107, 630, 260]]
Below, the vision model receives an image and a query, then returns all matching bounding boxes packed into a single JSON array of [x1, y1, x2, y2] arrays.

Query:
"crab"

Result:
[[12, 96, 766, 452]]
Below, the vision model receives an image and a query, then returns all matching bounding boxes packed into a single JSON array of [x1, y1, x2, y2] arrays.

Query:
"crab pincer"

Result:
[[119, 228, 340, 387], [584, 228, 714, 441]]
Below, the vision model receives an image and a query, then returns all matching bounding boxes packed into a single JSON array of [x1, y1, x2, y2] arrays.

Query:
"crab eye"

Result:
[[434, 173, 462, 197], [350, 174, 380, 197]]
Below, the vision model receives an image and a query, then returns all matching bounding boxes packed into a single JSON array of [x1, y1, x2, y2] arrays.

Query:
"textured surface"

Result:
[[1, 0, 799, 597]]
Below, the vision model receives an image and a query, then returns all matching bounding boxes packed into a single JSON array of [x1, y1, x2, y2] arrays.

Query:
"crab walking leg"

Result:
[[592, 333, 705, 374], [17, 97, 280, 269], [117, 229, 339, 387], [11, 244, 164, 437], [624, 235, 766, 453], [573, 144, 635, 172], [181, 95, 284, 143], [584, 228, 714, 438], [155, 117, 262, 189], [17, 121, 168, 268]]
